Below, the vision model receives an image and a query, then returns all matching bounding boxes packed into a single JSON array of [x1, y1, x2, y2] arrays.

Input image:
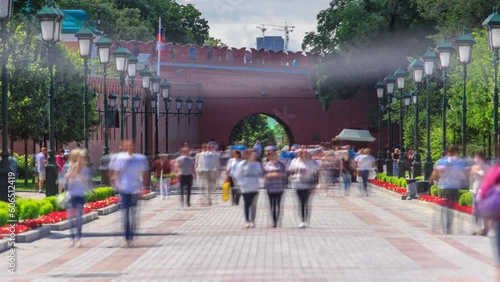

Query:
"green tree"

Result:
[[203, 37, 226, 47], [303, 0, 434, 109], [229, 115, 276, 148], [55, 0, 209, 44]]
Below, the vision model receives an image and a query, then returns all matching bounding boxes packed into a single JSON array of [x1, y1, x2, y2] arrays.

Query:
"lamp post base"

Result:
[[423, 160, 433, 180], [385, 159, 393, 176], [397, 159, 406, 178], [45, 163, 58, 196], [99, 153, 111, 187], [412, 160, 422, 179], [376, 157, 384, 174]]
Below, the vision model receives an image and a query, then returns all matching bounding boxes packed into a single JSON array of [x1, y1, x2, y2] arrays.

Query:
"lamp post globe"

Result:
[[383, 74, 396, 176], [375, 80, 386, 173], [0, 0, 12, 202], [36, 3, 64, 196], [456, 30, 476, 157], [108, 92, 117, 108], [422, 49, 437, 179], [484, 7, 500, 162], [437, 39, 454, 157], [197, 97, 204, 112], [394, 68, 407, 178]]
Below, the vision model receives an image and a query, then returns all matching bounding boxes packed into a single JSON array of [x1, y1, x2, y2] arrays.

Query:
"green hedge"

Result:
[[459, 191, 473, 207]]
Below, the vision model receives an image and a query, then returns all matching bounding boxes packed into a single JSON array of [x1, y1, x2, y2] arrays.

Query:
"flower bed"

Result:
[[369, 179, 407, 195], [369, 178, 473, 215], [139, 189, 151, 196], [0, 196, 119, 235], [170, 179, 179, 186]]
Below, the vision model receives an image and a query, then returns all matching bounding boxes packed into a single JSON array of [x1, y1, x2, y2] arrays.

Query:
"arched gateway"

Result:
[[84, 41, 383, 165]]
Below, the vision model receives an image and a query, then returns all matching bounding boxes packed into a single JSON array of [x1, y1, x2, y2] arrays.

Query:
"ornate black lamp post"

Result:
[[375, 81, 385, 173], [161, 80, 171, 153], [95, 36, 111, 157], [75, 25, 95, 154], [437, 39, 454, 157], [394, 67, 407, 178], [37, 4, 64, 196], [422, 49, 437, 179], [151, 73, 161, 156], [409, 58, 424, 178], [113, 45, 130, 141], [0, 0, 12, 202], [140, 67, 152, 156], [484, 7, 500, 161], [127, 55, 138, 141], [456, 29, 476, 157], [383, 74, 396, 176]]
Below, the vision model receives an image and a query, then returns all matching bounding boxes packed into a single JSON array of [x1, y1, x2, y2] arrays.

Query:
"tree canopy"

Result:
[[229, 115, 276, 148], [14, 0, 210, 44]]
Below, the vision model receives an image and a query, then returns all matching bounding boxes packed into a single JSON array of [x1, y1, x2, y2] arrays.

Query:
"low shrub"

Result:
[[459, 191, 473, 207], [430, 185, 439, 196], [19, 200, 39, 220], [0, 209, 8, 227], [43, 196, 61, 211], [38, 202, 53, 216], [415, 176, 423, 181]]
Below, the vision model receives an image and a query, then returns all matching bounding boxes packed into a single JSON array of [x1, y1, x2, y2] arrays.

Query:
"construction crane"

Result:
[[267, 22, 295, 51]]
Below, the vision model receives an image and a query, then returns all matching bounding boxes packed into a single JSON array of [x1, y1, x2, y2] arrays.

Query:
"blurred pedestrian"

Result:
[[341, 151, 353, 196], [109, 140, 149, 247], [234, 149, 262, 228], [36, 147, 47, 193], [431, 145, 469, 234], [64, 148, 93, 248], [262, 146, 286, 228], [288, 149, 318, 228], [176, 147, 195, 207], [226, 150, 243, 205], [356, 148, 375, 196], [152, 154, 171, 199], [469, 152, 490, 236]]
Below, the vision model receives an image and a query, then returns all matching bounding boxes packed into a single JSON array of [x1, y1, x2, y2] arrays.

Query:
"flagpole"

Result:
[[157, 17, 161, 120]]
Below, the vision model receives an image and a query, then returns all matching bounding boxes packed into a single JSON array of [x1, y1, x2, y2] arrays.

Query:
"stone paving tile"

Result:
[[0, 182, 497, 281]]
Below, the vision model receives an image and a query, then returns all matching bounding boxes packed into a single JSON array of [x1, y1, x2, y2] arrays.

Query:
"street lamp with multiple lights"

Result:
[[36, 3, 65, 196], [161, 80, 171, 153]]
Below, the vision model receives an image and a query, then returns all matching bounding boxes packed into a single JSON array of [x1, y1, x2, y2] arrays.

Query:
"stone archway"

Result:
[[227, 113, 295, 148]]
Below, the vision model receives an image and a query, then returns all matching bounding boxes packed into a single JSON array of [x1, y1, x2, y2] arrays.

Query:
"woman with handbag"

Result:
[[64, 148, 93, 248], [288, 149, 318, 228]]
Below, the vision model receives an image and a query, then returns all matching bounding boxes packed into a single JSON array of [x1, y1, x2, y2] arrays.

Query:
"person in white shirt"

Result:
[[356, 148, 375, 196], [288, 149, 318, 228], [234, 149, 262, 228], [109, 140, 149, 247]]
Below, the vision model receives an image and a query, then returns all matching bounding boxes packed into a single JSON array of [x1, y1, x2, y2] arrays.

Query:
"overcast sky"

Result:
[[180, 0, 331, 52]]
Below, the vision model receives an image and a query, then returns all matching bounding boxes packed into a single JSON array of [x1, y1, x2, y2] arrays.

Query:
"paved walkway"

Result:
[[2, 183, 497, 281]]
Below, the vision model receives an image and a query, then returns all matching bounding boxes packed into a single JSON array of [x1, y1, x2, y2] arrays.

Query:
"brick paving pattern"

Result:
[[2, 183, 497, 281]]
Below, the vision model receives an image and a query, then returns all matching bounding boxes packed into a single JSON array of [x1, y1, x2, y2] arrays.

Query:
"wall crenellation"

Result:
[[115, 40, 315, 69]]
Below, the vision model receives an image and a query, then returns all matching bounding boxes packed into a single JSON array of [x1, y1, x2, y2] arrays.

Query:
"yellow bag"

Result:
[[222, 180, 230, 202]]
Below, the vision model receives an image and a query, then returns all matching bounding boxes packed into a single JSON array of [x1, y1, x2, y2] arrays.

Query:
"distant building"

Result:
[[256, 36, 285, 51]]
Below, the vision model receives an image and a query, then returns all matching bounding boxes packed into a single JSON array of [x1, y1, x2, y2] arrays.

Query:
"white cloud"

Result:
[[180, 0, 331, 51]]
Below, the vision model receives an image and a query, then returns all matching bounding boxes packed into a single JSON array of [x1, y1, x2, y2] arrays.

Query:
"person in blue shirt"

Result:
[[431, 145, 469, 234]]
